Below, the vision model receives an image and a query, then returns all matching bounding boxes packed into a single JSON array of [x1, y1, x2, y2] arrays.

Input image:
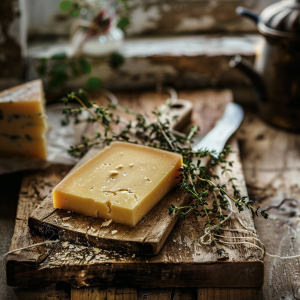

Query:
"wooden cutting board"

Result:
[[28, 99, 193, 256], [5, 92, 264, 289]]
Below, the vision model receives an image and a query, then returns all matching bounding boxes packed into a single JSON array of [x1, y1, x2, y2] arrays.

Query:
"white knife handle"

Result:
[[192, 103, 244, 157]]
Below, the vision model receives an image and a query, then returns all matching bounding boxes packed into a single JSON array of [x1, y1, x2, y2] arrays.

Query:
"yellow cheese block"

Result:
[[53, 142, 183, 226], [0, 80, 48, 160]]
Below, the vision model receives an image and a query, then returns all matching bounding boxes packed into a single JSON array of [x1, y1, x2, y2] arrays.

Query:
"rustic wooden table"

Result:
[[1, 89, 299, 300]]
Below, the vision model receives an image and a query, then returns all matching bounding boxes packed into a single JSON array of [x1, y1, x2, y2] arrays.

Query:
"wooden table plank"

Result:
[[72, 287, 137, 300], [71, 286, 197, 299], [0, 171, 22, 300], [8, 165, 72, 262], [238, 113, 300, 300], [197, 288, 262, 300]]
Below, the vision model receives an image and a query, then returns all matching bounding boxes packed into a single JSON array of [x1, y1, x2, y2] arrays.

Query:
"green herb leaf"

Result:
[[51, 52, 67, 60], [36, 59, 47, 76], [80, 59, 92, 74], [118, 0, 130, 11], [109, 52, 125, 69], [69, 61, 80, 77], [49, 72, 68, 88], [70, 9, 80, 17], [58, 0, 74, 11], [86, 77, 102, 91], [74, 89, 92, 108], [50, 64, 67, 75], [117, 17, 130, 30]]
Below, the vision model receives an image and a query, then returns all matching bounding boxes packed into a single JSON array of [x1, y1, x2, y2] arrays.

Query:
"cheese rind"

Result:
[[0, 80, 48, 160], [53, 142, 183, 226]]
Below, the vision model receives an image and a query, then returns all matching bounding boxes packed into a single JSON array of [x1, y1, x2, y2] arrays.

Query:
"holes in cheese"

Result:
[[0, 80, 48, 160], [53, 142, 183, 226]]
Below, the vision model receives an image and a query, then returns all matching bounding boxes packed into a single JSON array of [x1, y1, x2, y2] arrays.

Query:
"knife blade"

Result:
[[192, 102, 244, 157]]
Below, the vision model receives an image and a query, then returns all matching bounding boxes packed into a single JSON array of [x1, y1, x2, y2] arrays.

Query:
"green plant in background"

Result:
[[36, 0, 130, 91], [59, 0, 81, 17], [37, 53, 103, 90], [58, 0, 131, 28]]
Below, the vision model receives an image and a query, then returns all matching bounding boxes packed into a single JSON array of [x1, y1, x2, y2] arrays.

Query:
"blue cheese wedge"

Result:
[[0, 80, 48, 159]]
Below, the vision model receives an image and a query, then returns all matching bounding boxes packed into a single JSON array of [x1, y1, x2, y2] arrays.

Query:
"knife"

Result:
[[192, 102, 244, 157]]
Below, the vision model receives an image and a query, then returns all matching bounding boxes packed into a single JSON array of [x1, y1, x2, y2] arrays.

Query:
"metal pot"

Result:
[[230, 0, 300, 131]]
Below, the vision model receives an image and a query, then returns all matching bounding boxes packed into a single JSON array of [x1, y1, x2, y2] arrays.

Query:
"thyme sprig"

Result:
[[61, 90, 268, 255]]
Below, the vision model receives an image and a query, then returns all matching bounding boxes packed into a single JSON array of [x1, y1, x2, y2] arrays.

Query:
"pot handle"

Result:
[[236, 7, 259, 24]]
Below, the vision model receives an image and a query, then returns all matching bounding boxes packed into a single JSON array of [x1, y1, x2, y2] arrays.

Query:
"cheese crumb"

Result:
[[116, 165, 123, 169], [62, 217, 71, 221], [94, 248, 102, 254], [102, 220, 113, 227], [129, 163, 134, 167], [62, 241, 69, 248], [109, 170, 119, 175], [111, 230, 118, 235]]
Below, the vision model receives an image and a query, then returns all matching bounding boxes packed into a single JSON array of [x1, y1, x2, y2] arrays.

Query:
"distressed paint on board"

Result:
[[25, 0, 278, 37], [27, 35, 258, 91]]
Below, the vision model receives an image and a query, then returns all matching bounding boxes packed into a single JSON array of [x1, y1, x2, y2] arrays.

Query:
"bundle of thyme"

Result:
[[60, 90, 268, 255]]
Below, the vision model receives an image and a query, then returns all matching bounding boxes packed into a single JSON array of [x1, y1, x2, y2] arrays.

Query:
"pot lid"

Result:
[[259, 0, 300, 38]]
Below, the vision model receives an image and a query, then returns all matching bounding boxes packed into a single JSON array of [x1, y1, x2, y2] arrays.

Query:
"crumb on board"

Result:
[[102, 219, 113, 227], [62, 241, 69, 248]]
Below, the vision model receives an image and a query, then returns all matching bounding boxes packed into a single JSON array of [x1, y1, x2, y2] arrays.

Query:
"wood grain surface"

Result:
[[71, 287, 137, 300], [238, 113, 300, 300], [4, 90, 269, 299]]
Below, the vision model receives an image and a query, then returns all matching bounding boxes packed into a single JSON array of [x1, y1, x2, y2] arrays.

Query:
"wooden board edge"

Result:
[[28, 189, 191, 256], [27, 216, 156, 254], [6, 261, 264, 289]]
